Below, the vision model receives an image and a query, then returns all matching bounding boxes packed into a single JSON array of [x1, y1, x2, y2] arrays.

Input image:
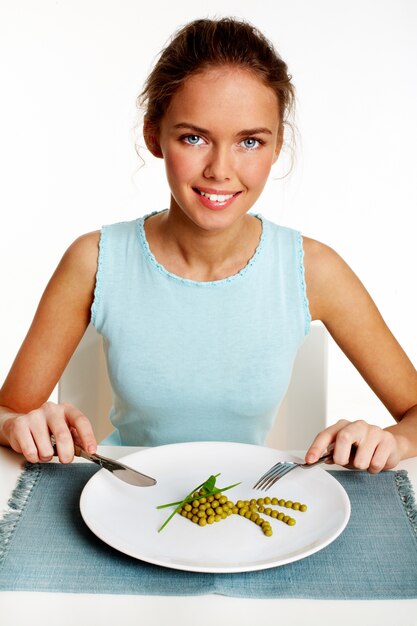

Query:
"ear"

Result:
[[272, 128, 284, 164], [143, 119, 163, 158]]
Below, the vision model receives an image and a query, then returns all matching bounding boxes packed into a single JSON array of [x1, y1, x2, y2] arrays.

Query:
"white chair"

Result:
[[58, 324, 113, 443], [58, 322, 328, 449], [266, 322, 328, 449]]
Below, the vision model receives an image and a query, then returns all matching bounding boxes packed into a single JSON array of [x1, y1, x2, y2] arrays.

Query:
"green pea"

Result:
[[287, 518, 296, 526], [300, 504, 308, 512], [214, 514, 222, 522], [199, 518, 207, 526], [257, 498, 265, 506], [271, 497, 278, 505], [285, 500, 293, 508], [279, 499, 285, 506], [271, 510, 278, 518], [207, 515, 215, 524], [265, 507, 272, 516], [264, 497, 271, 505]]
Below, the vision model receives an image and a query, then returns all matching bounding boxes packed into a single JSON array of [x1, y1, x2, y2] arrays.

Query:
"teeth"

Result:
[[200, 191, 235, 202]]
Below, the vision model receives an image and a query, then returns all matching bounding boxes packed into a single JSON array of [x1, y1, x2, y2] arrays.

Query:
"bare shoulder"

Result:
[[302, 236, 374, 324], [59, 230, 100, 281], [39, 230, 101, 325], [302, 236, 344, 279]]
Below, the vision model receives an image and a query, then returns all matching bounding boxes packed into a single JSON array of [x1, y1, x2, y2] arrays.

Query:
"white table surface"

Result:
[[1, 444, 417, 626]]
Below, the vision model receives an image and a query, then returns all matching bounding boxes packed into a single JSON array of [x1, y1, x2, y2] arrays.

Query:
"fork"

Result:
[[253, 450, 334, 490]]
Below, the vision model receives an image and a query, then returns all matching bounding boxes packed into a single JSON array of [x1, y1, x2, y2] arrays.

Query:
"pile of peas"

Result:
[[178, 492, 307, 537]]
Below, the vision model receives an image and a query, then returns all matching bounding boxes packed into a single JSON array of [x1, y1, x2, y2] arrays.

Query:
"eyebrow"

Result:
[[173, 123, 273, 137]]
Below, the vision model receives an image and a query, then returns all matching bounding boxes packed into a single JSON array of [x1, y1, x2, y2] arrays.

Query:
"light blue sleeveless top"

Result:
[[91, 211, 311, 446]]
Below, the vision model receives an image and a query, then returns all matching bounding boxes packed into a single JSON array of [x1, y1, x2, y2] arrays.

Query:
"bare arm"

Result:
[[0, 231, 100, 462], [303, 237, 417, 470]]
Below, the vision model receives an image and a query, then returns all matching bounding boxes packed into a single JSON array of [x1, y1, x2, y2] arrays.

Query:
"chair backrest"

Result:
[[58, 324, 113, 443], [266, 322, 328, 449], [59, 322, 328, 448]]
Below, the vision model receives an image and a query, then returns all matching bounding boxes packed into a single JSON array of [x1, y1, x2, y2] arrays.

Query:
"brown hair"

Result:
[[138, 17, 295, 143]]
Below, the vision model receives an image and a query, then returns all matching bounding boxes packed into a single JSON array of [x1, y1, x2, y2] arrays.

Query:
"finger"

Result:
[[40, 402, 74, 463], [368, 433, 397, 473], [330, 418, 376, 467], [63, 404, 97, 453], [347, 425, 383, 470], [305, 420, 349, 463], [8, 415, 40, 463], [26, 413, 55, 462], [31, 430, 54, 462], [50, 426, 75, 463]]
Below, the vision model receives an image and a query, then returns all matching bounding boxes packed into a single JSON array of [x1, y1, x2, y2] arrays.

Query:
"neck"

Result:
[[145, 206, 262, 282]]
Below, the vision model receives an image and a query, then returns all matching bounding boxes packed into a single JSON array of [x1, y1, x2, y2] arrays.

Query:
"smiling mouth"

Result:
[[193, 188, 241, 202]]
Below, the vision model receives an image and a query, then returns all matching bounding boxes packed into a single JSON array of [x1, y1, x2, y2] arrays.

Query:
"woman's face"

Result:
[[151, 66, 282, 232]]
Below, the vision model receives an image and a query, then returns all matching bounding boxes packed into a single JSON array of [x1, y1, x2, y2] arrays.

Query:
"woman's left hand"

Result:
[[305, 419, 401, 473]]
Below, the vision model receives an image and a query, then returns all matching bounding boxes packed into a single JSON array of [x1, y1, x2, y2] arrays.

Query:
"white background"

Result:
[[0, 0, 416, 432]]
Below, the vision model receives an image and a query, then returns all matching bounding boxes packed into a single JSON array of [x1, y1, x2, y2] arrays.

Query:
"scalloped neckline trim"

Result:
[[137, 210, 266, 287]]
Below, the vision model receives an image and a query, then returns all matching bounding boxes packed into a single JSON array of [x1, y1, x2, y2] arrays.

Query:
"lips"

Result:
[[192, 187, 242, 210]]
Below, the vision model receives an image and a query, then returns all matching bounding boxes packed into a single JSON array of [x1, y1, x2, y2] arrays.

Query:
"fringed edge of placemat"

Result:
[[0, 462, 42, 565], [395, 469, 417, 536]]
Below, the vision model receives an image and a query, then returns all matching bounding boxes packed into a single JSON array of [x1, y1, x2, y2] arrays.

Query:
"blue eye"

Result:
[[184, 135, 202, 145], [241, 138, 260, 149]]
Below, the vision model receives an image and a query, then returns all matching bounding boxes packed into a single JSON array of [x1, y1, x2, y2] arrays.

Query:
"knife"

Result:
[[51, 437, 156, 487]]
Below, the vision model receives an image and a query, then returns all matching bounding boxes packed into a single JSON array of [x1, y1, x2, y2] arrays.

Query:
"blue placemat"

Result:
[[0, 463, 416, 598]]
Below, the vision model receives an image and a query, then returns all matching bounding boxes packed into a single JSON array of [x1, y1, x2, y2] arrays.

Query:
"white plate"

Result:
[[80, 441, 350, 573]]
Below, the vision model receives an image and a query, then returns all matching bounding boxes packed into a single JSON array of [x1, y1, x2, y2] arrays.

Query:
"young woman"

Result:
[[1, 18, 416, 472]]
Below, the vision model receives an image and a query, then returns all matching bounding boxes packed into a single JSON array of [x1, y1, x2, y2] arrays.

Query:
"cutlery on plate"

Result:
[[253, 451, 334, 491], [51, 436, 156, 487], [253, 444, 358, 490]]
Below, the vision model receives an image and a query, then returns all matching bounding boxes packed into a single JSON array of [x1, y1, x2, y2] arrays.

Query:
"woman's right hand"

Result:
[[0, 401, 97, 464]]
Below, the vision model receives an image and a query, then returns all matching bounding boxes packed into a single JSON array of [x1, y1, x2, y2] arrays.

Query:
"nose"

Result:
[[203, 146, 233, 181]]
